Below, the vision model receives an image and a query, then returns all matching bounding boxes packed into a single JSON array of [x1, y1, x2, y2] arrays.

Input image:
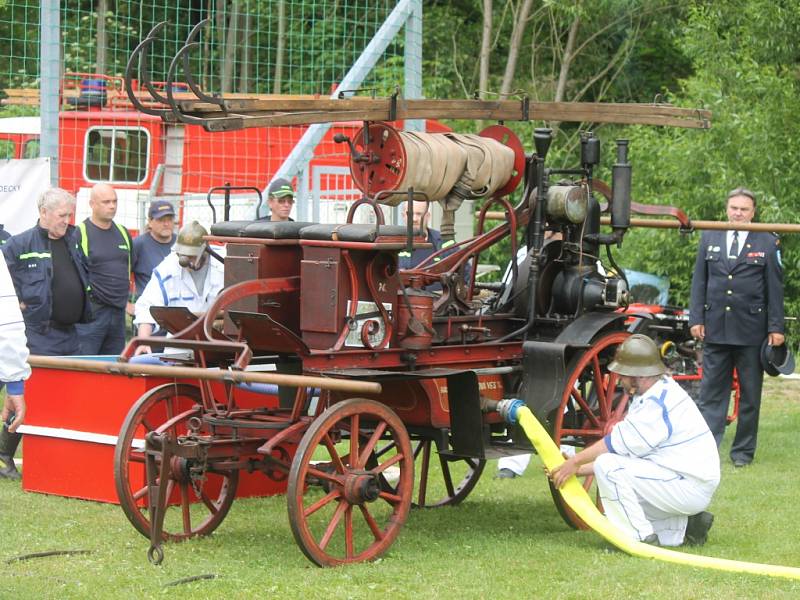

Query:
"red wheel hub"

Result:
[[342, 470, 381, 505]]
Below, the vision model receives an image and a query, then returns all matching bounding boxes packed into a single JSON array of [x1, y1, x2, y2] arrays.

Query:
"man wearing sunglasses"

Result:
[[265, 178, 296, 222]]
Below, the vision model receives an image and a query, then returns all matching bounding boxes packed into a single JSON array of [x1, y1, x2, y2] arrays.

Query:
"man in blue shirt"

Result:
[[131, 201, 177, 298], [397, 200, 447, 270]]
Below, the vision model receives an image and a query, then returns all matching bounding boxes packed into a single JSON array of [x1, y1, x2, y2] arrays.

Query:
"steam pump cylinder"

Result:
[[581, 133, 600, 167], [546, 185, 588, 225], [611, 139, 631, 230]]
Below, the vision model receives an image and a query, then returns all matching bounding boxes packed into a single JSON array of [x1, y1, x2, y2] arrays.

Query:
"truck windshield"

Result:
[[84, 126, 149, 183]]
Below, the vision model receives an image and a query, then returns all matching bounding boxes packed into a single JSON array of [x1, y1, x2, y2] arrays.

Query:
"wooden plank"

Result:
[[192, 109, 707, 132], [531, 101, 711, 120], [201, 109, 395, 131], [0, 86, 710, 131], [180, 99, 707, 130]]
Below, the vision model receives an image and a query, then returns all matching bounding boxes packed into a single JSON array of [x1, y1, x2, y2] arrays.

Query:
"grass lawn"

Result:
[[2, 377, 800, 599]]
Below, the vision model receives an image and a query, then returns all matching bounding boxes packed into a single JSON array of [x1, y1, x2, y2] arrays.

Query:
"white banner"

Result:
[[0, 157, 51, 235]]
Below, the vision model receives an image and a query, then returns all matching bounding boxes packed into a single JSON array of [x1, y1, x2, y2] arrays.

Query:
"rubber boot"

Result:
[[0, 426, 22, 480]]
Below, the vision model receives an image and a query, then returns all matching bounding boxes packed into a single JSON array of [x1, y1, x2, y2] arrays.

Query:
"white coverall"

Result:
[[596, 375, 720, 546], [133, 251, 225, 332], [0, 255, 31, 387]]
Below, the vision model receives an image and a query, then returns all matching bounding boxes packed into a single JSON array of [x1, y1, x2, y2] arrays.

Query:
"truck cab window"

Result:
[[23, 139, 39, 159], [0, 139, 15, 159], [84, 126, 149, 184]]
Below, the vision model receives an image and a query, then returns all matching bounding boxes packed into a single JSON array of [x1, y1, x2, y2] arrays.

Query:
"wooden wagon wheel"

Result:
[[114, 383, 239, 541], [373, 436, 485, 508], [286, 398, 414, 566], [548, 330, 630, 530]]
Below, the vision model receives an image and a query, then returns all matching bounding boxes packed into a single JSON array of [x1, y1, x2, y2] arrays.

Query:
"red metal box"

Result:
[[20, 365, 289, 503]]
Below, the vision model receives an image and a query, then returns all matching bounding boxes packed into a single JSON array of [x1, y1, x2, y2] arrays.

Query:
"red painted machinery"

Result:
[[109, 24, 713, 567], [626, 303, 740, 423]]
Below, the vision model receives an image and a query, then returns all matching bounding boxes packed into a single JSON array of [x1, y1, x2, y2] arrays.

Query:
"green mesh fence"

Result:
[[0, 1, 409, 231]]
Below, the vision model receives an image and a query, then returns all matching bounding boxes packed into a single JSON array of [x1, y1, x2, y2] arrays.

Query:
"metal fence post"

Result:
[[39, 0, 60, 186]]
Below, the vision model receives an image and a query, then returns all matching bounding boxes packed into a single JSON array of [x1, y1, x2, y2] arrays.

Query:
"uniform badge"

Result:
[[777, 249, 783, 267]]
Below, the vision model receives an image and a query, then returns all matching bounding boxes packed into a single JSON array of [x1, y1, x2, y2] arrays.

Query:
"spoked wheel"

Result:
[[114, 383, 239, 541], [548, 330, 630, 529], [287, 398, 414, 566], [375, 436, 485, 508]]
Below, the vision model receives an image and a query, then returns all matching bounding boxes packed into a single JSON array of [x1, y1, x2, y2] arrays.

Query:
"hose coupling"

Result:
[[495, 398, 525, 424]]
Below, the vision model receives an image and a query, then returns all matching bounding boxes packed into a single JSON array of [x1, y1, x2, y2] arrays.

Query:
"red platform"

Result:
[[20, 364, 289, 503]]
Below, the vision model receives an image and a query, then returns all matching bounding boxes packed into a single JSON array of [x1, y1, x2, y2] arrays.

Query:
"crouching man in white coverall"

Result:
[[133, 221, 225, 356], [548, 334, 720, 547]]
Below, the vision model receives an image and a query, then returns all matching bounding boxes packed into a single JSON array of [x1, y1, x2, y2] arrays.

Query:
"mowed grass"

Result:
[[2, 378, 800, 599]]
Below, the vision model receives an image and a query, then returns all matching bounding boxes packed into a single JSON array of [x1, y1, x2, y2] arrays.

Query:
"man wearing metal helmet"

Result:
[[548, 334, 720, 547], [132, 221, 225, 355]]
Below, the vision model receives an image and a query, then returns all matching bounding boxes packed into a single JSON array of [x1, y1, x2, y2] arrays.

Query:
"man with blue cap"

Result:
[[131, 200, 177, 299]]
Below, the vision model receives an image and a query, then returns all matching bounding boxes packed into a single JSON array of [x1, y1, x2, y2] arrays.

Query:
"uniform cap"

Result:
[[267, 178, 295, 198], [761, 339, 795, 377], [608, 334, 667, 377], [148, 201, 176, 219]]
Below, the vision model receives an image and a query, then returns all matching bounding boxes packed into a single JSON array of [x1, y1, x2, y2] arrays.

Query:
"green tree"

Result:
[[618, 0, 800, 338]]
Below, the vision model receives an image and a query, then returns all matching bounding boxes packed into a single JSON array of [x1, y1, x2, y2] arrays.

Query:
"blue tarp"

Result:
[[624, 269, 670, 305]]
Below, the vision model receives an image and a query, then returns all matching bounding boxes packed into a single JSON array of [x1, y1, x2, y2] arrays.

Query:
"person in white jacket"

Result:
[[133, 221, 225, 355], [0, 253, 31, 479], [548, 334, 720, 547]]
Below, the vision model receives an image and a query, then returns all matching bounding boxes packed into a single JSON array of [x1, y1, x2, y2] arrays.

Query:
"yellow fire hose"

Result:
[[498, 400, 800, 580]]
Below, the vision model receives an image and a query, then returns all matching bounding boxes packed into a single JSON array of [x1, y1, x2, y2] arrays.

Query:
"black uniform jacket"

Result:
[[689, 229, 784, 346], [1, 223, 92, 326]]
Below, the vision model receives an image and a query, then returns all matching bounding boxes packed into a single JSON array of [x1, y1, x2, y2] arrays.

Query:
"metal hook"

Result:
[[165, 39, 213, 126], [124, 22, 171, 117], [180, 18, 224, 109], [140, 22, 173, 107]]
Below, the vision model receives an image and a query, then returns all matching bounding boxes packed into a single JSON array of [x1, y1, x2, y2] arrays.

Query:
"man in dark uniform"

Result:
[[689, 187, 785, 468], [76, 183, 132, 355], [2, 187, 92, 356]]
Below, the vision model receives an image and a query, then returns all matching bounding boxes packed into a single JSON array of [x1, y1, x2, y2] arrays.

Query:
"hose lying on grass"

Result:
[[498, 399, 800, 581]]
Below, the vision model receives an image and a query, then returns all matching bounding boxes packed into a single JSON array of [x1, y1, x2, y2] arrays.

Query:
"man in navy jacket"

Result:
[[689, 188, 785, 467], [2, 188, 92, 356]]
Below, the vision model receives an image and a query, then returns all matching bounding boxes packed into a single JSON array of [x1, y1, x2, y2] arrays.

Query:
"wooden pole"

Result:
[[28, 355, 382, 395], [599, 217, 800, 233], [480, 211, 800, 234]]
